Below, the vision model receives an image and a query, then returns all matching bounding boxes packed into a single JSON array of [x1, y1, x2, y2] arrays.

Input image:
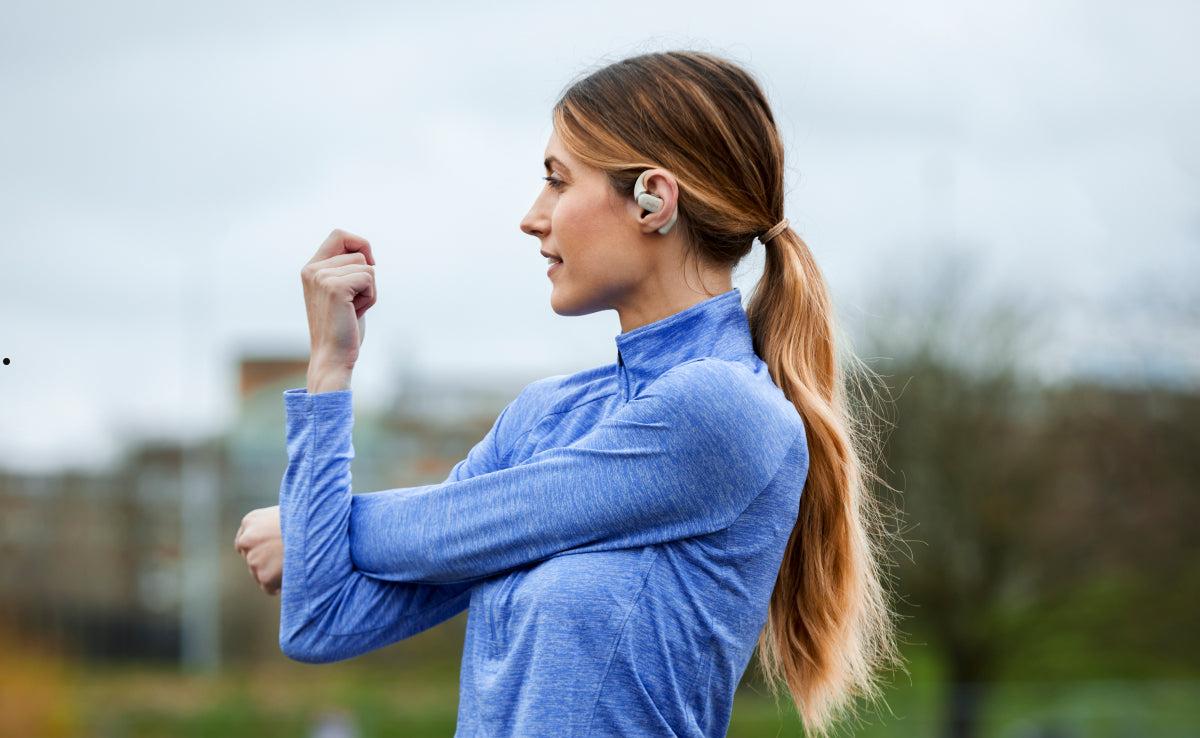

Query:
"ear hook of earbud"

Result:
[[634, 170, 678, 235]]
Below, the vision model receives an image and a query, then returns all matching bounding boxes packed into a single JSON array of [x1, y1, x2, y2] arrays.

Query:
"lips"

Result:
[[540, 249, 563, 263]]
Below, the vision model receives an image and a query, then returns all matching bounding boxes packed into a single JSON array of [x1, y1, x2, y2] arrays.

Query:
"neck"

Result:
[[615, 274, 735, 334], [612, 286, 754, 402]]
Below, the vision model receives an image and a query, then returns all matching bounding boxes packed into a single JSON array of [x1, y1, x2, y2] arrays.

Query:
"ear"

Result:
[[633, 169, 679, 235]]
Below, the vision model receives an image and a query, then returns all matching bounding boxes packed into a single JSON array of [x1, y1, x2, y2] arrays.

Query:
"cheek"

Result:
[[554, 193, 623, 261], [553, 197, 592, 239]]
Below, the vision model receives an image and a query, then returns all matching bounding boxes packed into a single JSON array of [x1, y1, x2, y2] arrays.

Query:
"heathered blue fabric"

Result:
[[278, 286, 810, 737]]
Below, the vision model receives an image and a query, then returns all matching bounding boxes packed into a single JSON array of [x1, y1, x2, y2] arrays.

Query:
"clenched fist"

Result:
[[235, 505, 283, 596], [303, 228, 378, 371]]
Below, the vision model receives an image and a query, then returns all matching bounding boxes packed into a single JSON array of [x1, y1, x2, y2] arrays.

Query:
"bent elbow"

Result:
[[278, 625, 346, 665]]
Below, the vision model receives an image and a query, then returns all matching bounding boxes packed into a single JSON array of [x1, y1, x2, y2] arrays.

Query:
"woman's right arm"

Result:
[[276, 387, 521, 663]]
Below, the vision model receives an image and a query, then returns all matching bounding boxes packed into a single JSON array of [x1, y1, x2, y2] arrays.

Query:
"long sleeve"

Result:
[[276, 385, 521, 663], [348, 358, 802, 585]]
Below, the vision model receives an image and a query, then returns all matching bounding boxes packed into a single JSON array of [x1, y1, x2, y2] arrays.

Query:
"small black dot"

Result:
[[2, 358, 8, 365]]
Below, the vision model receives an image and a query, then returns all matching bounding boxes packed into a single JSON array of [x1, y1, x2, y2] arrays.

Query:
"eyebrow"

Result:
[[543, 155, 571, 174]]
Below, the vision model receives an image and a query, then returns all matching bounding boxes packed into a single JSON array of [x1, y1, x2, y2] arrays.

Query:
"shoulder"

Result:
[[496, 364, 611, 451], [643, 357, 803, 463], [639, 358, 804, 504], [650, 358, 801, 431], [496, 374, 561, 440], [513, 362, 616, 420]]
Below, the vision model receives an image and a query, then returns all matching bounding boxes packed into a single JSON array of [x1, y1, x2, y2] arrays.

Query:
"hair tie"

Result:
[[760, 217, 789, 245]]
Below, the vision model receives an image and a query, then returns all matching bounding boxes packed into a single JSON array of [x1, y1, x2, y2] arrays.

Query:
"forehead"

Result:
[[543, 130, 572, 163]]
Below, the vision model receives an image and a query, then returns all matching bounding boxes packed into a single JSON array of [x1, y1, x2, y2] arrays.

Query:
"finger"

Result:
[[311, 229, 375, 267], [313, 265, 374, 297], [316, 267, 376, 309], [236, 531, 254, 555], [352, 277, 377, 318], [311, 252, 369, 271], [314, 263, 374, 280], [338, 271, 376, 305]]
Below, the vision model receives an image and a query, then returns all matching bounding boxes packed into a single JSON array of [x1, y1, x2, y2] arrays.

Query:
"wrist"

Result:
[[307, 355, 353, 394]]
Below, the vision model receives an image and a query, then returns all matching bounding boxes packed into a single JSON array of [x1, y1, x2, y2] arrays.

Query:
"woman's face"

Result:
[[519, 130, 679, 316]]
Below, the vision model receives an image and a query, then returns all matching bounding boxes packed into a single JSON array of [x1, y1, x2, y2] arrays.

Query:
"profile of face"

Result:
[[519, 129, 680, 316]]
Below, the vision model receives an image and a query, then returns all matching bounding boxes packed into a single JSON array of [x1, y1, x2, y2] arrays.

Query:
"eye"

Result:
[[542, 175, 565, 191]]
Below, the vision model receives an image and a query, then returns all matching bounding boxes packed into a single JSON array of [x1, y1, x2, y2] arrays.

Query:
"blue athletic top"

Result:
[[277, 286, 810, 737]]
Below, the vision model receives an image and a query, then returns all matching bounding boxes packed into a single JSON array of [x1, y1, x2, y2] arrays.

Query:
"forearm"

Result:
[[279, 387, 356, 626]]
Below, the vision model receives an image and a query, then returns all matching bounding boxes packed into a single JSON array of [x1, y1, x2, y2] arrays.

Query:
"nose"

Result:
[[520, 198, 549, 239], [520, 213, 546, 239]]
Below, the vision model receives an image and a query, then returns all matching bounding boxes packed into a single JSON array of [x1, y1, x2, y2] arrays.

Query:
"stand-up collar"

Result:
[[613, 287, 757, 402]]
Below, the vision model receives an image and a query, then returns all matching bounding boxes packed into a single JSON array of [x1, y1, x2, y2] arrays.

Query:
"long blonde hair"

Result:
[[552, 49, 906, 735]]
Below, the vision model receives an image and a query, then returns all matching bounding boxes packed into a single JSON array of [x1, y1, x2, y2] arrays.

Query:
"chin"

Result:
[[549, 283, 602, 317]]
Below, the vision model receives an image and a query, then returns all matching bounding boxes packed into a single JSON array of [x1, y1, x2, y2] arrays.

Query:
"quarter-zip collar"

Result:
[[614, 287, 756, 403]]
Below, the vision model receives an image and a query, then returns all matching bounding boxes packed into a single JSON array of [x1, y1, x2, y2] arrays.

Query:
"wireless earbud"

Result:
[[634, 170, 678, 235]]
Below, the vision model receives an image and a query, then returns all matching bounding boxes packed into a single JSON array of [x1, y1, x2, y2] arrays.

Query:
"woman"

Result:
[[236, 49, 903, 737]]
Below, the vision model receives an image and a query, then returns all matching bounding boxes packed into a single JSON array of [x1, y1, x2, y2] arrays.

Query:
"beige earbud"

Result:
[[634, 170, 678, 235]]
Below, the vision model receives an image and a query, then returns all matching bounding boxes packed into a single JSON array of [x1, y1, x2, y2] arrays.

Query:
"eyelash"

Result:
[[543, 175, 565, 191]]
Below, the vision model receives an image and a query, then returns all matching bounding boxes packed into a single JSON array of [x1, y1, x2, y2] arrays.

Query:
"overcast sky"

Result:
[[0, 0, 1196, 473]]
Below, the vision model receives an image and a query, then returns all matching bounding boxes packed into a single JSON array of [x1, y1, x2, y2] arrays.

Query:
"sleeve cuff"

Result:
[[283, 386, 353, 414]]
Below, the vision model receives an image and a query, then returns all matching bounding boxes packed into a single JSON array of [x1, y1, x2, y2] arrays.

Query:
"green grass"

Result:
[[79, 679, 1200, 738], [5, 642, 1197, 737]]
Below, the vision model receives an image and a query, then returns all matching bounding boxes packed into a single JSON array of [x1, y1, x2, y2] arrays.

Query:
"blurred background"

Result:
[[1, 1, 1197, 736]]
